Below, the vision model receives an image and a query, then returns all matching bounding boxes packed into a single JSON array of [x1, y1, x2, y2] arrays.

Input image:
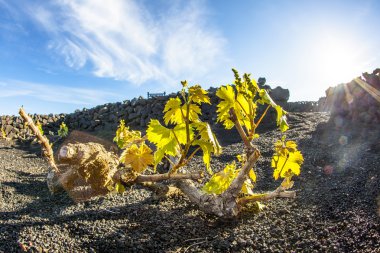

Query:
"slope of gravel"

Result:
[[1, 112, 379, 252]]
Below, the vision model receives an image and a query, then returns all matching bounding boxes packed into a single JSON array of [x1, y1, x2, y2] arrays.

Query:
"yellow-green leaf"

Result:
[[202, 161, 256, 195], [216, 85, 236, 129], [163, 97, 202, 125], [36, 121, 44, 135], [285, 141, 297, 152], [241, 178, 254, 195], [274, 105, 289, 132], [258, 89, 276, 107], [115, 182, 126, 193], [249, 169, 256, 183], [253, 201, 266, 212], [236, 93, 254, 131], [192, 122, 222, 156], [281, 177, 294, 190], [147, 119, 181, 168], [113, 120, 142, 149], [271, 151, 304, 180], [1, 128, 6, 139], [173, 123, 191, 145], [189, 85, 210, 104], [120, 144, 154, 173], [163, 97, 183, 125], [236, 154, 246, 163], [193, 140, 213, 174], [185, 104, 201, 123], [181, 80, 188, 88], [58, 122, 69, 138], [202, 162, 237, 194]]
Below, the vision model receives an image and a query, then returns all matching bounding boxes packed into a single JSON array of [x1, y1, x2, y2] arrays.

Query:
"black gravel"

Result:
[[1, 112, 379, 252]]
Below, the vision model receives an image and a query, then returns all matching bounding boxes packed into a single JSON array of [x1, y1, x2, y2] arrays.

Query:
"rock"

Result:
[[109, 114, 118, 123], [128, 113, 139, 121], [99, 106, 109, 114], [258, 77, 271, 90], [269, 86, 290, 103], [90, 120, 101, 129], [130, 98, 138, 107], [134, 105, 143, 115]]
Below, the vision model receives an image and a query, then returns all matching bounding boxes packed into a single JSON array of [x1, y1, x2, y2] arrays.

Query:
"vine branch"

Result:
[[19, 107, 59, 173]]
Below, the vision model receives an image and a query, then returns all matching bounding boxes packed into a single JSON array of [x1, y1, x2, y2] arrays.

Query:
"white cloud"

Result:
[[0, 80, 121, 105], [22, 0, 226, 85]]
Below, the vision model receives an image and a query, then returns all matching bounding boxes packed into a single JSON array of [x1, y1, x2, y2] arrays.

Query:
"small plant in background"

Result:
[[36, 121, 44, 135], [1, 127, 6, 139], [57, 122, 69, 138]]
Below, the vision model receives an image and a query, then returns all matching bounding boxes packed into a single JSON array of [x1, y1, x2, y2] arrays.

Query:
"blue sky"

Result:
[[0, 0, 379, 115]]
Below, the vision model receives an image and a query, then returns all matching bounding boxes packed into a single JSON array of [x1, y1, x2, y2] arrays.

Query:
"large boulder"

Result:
[[269, 86, 290, 103], [323, 68, 380, 127]]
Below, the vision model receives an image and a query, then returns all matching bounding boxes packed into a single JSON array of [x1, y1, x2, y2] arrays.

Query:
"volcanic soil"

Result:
[[1, 112, 379, 252]]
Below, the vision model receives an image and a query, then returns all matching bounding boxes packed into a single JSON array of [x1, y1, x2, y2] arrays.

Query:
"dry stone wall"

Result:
[[1, 86, 323, 141], [0, 113, 65, 140]]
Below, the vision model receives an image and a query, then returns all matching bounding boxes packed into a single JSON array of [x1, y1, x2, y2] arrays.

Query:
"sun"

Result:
[[314, 36, 363, 85]]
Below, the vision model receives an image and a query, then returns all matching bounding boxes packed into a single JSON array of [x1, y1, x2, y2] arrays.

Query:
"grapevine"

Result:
[[19, 69, 304, 218]]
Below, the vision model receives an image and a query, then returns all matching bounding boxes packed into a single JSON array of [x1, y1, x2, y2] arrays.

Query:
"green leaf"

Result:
[[57, 122, 69, 138]]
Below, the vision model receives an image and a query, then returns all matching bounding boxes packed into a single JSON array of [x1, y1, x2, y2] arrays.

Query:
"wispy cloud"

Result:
[[17, 0, 226, 85], [0, 80, 121, 105]]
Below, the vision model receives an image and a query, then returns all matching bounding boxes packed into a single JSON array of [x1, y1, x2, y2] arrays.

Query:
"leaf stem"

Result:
[[171, 129, 183, 153], [187, 147, 201, 162], [186, 102, 190, 144], [255, 104, 271, 129], [229, 108, 251, 149]]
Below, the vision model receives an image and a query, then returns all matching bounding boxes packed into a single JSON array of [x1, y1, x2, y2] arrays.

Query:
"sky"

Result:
[[0, 0, 379, 115]]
